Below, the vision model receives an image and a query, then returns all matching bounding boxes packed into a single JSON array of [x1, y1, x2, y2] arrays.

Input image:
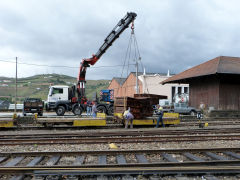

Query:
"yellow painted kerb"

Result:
[[129, 113, 180, 125], [73, 119, 106, 126], [0, 121, 14, 127], [97, 113, 106, 118], [114, 113, 123, 119]]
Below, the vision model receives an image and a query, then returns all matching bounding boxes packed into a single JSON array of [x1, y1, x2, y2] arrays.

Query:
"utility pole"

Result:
[[14, 57, 17, 114]]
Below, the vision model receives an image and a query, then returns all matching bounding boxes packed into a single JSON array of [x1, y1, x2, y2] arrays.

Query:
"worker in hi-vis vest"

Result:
[[155, 105, 165, 128]]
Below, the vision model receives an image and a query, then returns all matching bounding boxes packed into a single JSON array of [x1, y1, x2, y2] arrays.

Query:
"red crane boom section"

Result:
[[77, 12, 137, 102]]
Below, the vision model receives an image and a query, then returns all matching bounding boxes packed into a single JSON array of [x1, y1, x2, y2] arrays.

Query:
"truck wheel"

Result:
[[73, 106, 83, 115], [45, 104, 49, 111], [190, 110, 196, 116], [56, 106, 65, 116], [107, 106, 114, 116], [97, 106, 107, 114]]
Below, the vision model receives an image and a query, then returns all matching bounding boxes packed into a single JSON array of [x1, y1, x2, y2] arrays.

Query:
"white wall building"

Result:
[[138, 71, 189, 102]]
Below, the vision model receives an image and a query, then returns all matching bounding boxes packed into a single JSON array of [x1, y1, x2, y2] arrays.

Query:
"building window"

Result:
[[172, 87, 175, 102], [178, 87, 182, 94], [184, 87, 188, 93]]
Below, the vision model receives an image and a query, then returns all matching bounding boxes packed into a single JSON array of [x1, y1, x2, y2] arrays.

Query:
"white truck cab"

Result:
[[47, 85, 69, 110], [46, 85, 83, 116]]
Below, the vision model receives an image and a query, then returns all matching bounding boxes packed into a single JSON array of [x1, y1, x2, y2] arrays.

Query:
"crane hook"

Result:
[[131, 21, 134, 34]]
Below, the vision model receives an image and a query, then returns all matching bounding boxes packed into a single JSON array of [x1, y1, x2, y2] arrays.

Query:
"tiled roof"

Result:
[[162, 56, 240, 84], [131, 72, 175, 76], [113, 77, 126, 85]]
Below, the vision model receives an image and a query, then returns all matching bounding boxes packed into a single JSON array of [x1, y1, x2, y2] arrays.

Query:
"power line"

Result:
[[0, 59, 15, 63], [0, 59, 135, 69]]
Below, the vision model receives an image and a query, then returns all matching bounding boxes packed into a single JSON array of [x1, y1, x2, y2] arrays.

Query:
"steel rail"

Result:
[[0, 134, 240, 145], [2, 127, 240, 138], [1, 166, 240, 176], [0, 147, 239, 156], [0, 160, 239, 169], [33, 166, 240, 176]]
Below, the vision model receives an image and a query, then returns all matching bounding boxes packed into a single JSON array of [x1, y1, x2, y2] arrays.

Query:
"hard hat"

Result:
[[159, 107, 163, 110]]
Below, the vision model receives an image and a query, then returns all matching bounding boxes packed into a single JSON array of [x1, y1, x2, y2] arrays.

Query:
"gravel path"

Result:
[[0, 140, 239, 152], [0, 125, 240, 152]]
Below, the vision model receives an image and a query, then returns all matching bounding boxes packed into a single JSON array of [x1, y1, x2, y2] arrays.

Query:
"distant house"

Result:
[[0, 100, 10, 110], [163, 56, 240, 110], [108, 77, 126, 97]]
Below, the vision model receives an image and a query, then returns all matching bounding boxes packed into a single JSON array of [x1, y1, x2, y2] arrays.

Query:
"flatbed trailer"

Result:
[[115, 112, 180, 126], [0, 113, 180, 128], [0, 118, 14, 127], [37, 117, 106, 127]]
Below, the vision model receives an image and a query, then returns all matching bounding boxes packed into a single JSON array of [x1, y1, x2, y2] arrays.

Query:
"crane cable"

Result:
[[118, 21, 145, 110], [131, 22, 149, 94]]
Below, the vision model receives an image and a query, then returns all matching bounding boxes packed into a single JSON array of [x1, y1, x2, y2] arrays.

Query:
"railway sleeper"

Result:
[[1, 150, 240, 167]]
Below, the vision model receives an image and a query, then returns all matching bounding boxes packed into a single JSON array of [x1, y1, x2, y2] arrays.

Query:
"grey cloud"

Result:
[[1, 0, 240, 79]]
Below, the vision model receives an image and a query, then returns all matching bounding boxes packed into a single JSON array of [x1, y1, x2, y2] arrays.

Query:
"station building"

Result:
[[163, 56, 240, 110]]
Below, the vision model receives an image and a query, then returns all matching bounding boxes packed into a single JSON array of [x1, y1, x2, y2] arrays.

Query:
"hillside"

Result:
[[0, 74, 110, 102]]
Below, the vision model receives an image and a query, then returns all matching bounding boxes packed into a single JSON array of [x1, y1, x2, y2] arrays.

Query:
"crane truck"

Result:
[[46, 12, 137, 116]]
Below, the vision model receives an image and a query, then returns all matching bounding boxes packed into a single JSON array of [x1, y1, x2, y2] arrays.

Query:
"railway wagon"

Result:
[[113, 95, 180, 126], [36, 113, 107, 127], [114, 112, 180, 126], [37, 113, 180, 127]]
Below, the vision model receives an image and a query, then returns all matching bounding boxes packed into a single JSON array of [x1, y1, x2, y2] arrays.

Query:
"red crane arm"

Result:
[[77, 12, 137, 101], [78, 55, 98, 81]]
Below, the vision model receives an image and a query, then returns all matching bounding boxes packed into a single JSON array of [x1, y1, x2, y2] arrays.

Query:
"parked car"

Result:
[[159, 99, 174, 112], [154, 101, 197, 115], [153, 99, 173, 115], [170, 103, 197, 115], [23, 98, 44, 116]]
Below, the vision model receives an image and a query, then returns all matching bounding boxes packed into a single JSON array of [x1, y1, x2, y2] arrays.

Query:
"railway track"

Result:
[[0, 148, 240, 179], [0, 127, 240, 145], [176, 120, 240, 127], [0, 134, 240, 145], [2, 126, 240, 137]]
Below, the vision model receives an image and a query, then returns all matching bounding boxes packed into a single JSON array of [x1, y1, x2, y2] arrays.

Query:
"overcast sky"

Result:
[[0, 0, 240, 79]]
